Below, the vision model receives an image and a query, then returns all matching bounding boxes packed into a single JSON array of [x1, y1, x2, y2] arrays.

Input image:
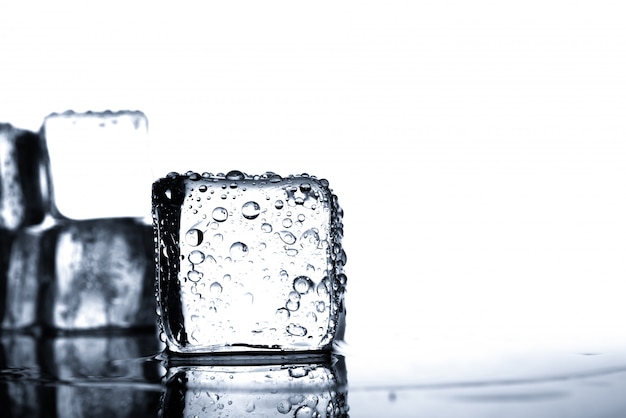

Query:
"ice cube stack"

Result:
[[153, 170, 347, 353], [0, 111, 156, 332]]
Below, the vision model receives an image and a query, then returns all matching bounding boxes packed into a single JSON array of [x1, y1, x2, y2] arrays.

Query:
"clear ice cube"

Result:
[[0, 123, 47, 230], [40, 110, 152, 220], [152, 171, 347, 354]]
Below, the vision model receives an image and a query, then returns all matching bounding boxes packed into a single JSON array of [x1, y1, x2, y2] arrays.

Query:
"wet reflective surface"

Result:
[[2, 331, 626, 417]]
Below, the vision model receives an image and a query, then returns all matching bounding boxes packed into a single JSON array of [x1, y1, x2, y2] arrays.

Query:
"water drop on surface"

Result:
[[293, 276, 313, 294], [282, 218, 293, 228], [230, 242, 249, 259], [242, 201, 261, 219], [245, 401, 255, 413], [212, 207, 228, 222], [188, 250, 206, 264], [315, 301, 326, 312], [278, 231, 297, 245], [198, 185, 208, 192], [297, 214, 305, 222], [276, 308, 290, 321], [261, 223, 273, 233], [286, 323, 307, 337], [275, 200, 284, 209], [185, 229, 203, 246], [187, 270, 203, 282], [277, 400, 292, 414], [226, 170, 245, 180], [210, 282, 223, 294]]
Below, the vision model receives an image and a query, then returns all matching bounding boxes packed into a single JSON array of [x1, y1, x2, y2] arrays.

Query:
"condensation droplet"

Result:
[[285, 248, 298, 256], [212, 207, 228, 222], [316, 301, 326, 312], [277, 400, 292, 414], [276, 308, 290, 321], [297, 214, 305, 222], [213, 233, 223, 243], [261, 223, 272, 233], [188, 270, 203, 282], [230, 241, 249, 259], [210, 282, 223, 294], [245, 401, 255, 413], [282, 218, 293, 228], [188, 250, 206, 264], [278, 231, 296, 245], [286, 323, 307, 337], [198, 185, 208, 192], [244, 292, 254, 304], [242, 201, 261, 219], [185, 229, 203, 246], [293, 276, 313, 294], [226, 170, 245, 180], [275, 200, 284, 209]]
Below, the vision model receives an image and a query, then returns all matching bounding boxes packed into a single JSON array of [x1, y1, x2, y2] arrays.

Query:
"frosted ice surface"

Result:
[[41, 110, 152, 220], [153, 171, 347, 354]]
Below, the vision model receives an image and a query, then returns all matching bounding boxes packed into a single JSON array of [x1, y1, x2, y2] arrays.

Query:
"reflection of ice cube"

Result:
[[162, 355, 349, 417], [39, 218, 156, 331], [0, 334, 40, 417], [0, 123, 47, 230], [41, 110, 152, 220], [153, 171, 347, 354]]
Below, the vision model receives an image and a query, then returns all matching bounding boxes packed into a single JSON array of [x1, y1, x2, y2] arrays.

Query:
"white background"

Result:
[[2, 1, 626, 346]]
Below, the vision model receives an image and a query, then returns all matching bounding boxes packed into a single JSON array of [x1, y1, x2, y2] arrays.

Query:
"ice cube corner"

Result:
[[152, 171, 346, 354]]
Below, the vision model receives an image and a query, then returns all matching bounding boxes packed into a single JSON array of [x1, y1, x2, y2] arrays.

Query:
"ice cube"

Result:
[[152, 171, 347, 354], [40, 110, 152, 220], [38, 218, 156, 331], [1, 228, 41, 330], [0, 123, 47, 230], [162, 355, 348, 417]]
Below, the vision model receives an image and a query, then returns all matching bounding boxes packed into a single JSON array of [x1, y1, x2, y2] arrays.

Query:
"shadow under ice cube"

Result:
[[153, 171, 346, 354]]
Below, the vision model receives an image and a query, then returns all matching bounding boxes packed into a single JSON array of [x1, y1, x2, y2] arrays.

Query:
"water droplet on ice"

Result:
[[276, 308, 290, 321], [188, 270, 203, 282], [286, 323, 307, 336], [226, 170, 245, 180], [293, 276, 313, 294], [185, 229, 203, 246], [242, 201, 261, 219], [230, 242, 249, 259], [212, 207, 228, 222], [189, 250, 206, 264], [210, 282, 223, 294], [277, 400, 292, 414], [278, 231, 296, 245]]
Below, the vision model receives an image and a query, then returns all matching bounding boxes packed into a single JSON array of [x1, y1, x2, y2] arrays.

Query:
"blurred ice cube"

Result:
[[40, 110, 152, 220], [38, 218, 156, 331], [1, 228, 42, 330], [0, 123, 47, 230], [0, 334, 40, 417]]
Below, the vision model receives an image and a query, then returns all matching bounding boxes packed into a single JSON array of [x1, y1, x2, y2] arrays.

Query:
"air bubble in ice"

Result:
[[212, 207, 228, 222], [242, 201, 261, 219], [210, 282, 223, 294], [185, 229, 203, 246], [189, 250, 206, 264], [286, 323, 307, 337], [245, 401, 255, 413], [294, 405, 313, 418], [293, 276, 313, 294], [229, 242, 249, 259]]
